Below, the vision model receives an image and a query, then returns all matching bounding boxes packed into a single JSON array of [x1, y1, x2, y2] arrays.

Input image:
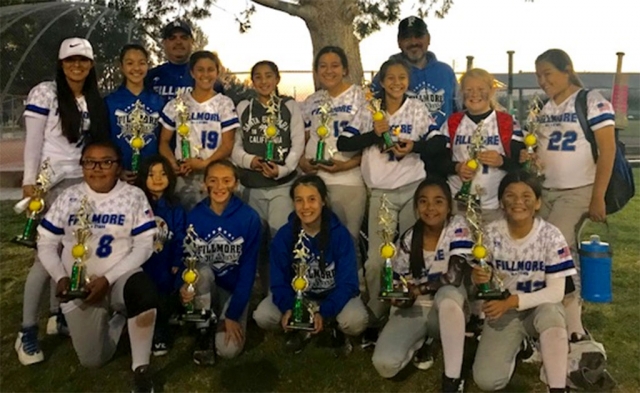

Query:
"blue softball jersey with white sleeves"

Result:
[[186, 195, 261, 321], [145, 62, 194, 102]]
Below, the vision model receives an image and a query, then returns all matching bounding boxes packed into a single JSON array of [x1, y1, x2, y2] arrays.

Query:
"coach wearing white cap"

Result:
[[15, 36, 108, 367]]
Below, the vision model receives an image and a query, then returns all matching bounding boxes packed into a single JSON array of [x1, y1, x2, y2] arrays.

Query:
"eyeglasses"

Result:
[[81, 159, 119, 170]]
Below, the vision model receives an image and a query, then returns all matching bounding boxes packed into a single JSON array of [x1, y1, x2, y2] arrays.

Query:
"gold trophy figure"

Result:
[[264, 92, 283, 164], [464, 196, 509, 300], [523, 96, 544, 179], [119, 100, 156, 173], [311, 93, 334, 166], [289, 230, 315, 330], [67, 196, 92, 300], [364, 87, 396, 151], [12, 158, 54, 248], [455, 120, 485, 202], [180, 224, 213, 323], [175, 94, 193, 161], [378, 194, 410, 300]]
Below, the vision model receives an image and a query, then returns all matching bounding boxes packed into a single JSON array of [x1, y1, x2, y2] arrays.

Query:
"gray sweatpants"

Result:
[[253, 293, 368, 336], [22, 177, 82, 328], [472, 303, 567, 391], [366, 181, 421, 322], [176, 172, 205, 211], [194, 264, 249, 359], [372, 285, 468, 378]]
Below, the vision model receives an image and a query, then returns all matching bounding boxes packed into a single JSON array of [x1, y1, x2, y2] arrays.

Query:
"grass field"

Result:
[[1, 172, 639, 392]]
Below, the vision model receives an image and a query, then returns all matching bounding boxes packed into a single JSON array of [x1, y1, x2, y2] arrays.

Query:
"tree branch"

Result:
[[251, 0, 310, 19]]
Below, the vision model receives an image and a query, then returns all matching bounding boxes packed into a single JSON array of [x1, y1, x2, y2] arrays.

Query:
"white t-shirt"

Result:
[[302, 85, 365, 186], [160, 93, 238, 160], [440, 111, 522, 209], [23, 81, 90, 184], [346, 97, 430, 189], [536, 89, 615, 189], [484, 217, 577, 295]]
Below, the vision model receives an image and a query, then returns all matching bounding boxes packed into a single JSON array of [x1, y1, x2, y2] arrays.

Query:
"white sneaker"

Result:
[[15, 330, 44, 366], [46, 315, 58, 335]]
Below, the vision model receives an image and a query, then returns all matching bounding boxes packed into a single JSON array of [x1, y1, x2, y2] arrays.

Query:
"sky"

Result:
[[198, 0, 639, 75]]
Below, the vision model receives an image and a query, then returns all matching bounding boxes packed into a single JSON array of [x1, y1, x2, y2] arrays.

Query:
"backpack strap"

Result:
[[575, 89, 598, 162], [447, 112, 465, 143], [495, 111, 513, 157]]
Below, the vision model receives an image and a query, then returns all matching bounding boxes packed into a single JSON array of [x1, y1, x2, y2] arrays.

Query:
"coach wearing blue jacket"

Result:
[[180, 160, 261, 366], [253, 175, 368, 354]]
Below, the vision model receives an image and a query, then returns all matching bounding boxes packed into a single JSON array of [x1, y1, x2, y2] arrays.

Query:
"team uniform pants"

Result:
[[372, 285, 468, 378], [62, 269, 158, 368], [253, 294, 368, 337], [194, 264, 249, 359], [22, 177, 82, 328], [365, 180, 421, 322], [242, 182, 293, 294], [176, 172, 205, 211], [472, 303, 567, 391]]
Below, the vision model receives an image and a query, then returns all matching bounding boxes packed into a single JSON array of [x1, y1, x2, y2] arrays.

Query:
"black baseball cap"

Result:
[[398, 16, 429, 38], [162, 20, 193, 39]]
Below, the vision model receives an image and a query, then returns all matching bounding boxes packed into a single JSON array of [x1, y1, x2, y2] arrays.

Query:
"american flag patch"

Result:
[[597, 102, 612, 112], [557, 246, 571, 259], [454, 227, 469, 238]]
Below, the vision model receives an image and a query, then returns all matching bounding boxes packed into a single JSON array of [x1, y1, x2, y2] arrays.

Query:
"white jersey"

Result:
[[485, 217, 577, 295], [441, 111, 522, 209], [345, 97, 430, 189], [536, 89, 615, 189], [23, 81, 90, 183], [302, 85, 365, 186], [38, 181, 157, 285], [159, 93, 239, 160]]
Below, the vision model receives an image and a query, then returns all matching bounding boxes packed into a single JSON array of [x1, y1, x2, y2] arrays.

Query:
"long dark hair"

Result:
[[375, 58, 412, 109], [290, 174, 332, 272], [497, 170, 542, 201], [535, 49, 583, 88], [408, 177, 452, 278], [251, 60, 281, 96], [313, 46, 349, 75], [119, 43, 150, 88], [135, 155, 179, 206], [56, 59, 108, 144]]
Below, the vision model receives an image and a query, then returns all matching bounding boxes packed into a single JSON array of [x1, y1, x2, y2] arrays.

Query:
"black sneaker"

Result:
[[442, 374, 465, 393], [131, 365, 153, 393], [548, 387, 569, 393], [152, 328, 169, 357], [360, 327, 378, 349], [284, 331, 311, 354], [517, 336, 540, 364], [193, 328, 216, 366], [330, 327, 353, 357], [465, 315, 484, 339], [413, 337, 435, 370]]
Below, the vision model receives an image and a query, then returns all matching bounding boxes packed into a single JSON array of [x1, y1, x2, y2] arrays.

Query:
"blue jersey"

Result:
[[373, 51, 458, 130], [104, 86, 164, 171], [142, 197, 186, 294], [146, 62, 194, 102], [186, 195, 261, 321]]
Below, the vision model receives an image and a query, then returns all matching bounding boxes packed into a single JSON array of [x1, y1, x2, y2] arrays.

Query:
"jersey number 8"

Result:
[[96, 235, 114, 258]]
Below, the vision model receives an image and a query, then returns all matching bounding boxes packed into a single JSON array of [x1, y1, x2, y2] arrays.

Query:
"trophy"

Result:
[[180, 224, 213, 323], [464, 195, 509, 300], [455, 120, 484, 202], [66, 196, 92, 300], [288, 230, 315, 331], [12, 158, 55, 248], [175, 94, 193, 161], [263, 92, 284, 164], [377, 194, 411, 300], [310, 93, 334, 166], [364, 86, 396, 151], [523, 96, 544, 179], [117, 100, 156, 173]]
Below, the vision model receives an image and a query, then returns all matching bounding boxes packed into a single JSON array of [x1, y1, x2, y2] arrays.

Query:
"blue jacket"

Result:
[[104, 86, 164, 171], [270, 211, 359, 319], [372, 51, 458, 130], [186, 195, 261, 321], [142, 197, 186, 293]]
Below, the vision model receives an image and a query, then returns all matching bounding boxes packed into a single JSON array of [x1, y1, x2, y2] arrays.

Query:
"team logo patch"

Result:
[[191, 228, 244, 274], [153, 216, 172, 253]]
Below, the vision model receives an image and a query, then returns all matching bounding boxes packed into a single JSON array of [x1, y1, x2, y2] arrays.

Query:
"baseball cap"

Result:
[[398, 16, 429, 38], [162, 20, 193, 39], [58, 38, 94, 61]]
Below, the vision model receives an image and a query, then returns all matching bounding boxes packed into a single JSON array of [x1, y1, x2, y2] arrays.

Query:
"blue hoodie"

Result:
[[186, 195, 261, 321], [270, 211, 359, 319], [372, 51, 458, 130], [142, 196, 186, 293]]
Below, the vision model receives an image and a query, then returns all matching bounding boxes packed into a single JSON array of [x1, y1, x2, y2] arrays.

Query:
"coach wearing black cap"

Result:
[[372, 16, 457, 131]]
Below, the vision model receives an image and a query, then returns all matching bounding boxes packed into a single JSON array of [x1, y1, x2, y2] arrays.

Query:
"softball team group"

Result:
[[14, 15, 616, 393]]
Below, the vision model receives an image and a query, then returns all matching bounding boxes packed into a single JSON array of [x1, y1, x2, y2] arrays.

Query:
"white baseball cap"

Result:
[[58, 38, 94, 61]]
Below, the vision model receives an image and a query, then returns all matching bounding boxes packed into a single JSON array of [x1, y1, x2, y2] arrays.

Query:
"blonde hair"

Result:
[[460, 68, 506, 112]]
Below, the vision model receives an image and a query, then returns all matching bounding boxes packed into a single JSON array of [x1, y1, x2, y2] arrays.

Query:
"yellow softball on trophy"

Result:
[[28, 198, 43, 213], [466, 159, 479, 171], [316, 125, 329, 138], [373, 111, 385, 122], [71, 244, 86, 259], [130, 136, 144, 150], [524, 133, 537, 147], [380, 243, 396, 259], [183, 270, 197, 284], [472, 244, 487, 260], [293, 276, 307, 291], [177, 123, 190, 136], [265, 125, 278, 138]]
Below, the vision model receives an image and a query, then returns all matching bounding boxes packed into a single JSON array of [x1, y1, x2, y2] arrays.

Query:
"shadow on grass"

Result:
[[220, 359, 279, 392]]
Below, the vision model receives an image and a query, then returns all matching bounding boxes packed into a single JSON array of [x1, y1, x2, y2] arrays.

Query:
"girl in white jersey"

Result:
[[371, 178, 472, 393], [299, 46, 367, 284], [339, 58, 434, 331], [15, 37, 108, 366], [159, 51, 239, 210], [522, 49, 616, 340], [472, 171, 575, 393]]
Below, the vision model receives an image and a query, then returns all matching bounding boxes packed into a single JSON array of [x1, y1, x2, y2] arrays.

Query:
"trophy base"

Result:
[[178, 309, 215, 324], [262, 158, 285, 166], [287, 321, 315, 331], [59, 289, 89, 302], [476, 289, 511, 301], [11, 236, 37, 249], [310, 159, 334, 166], [379, 290, 412, 301]]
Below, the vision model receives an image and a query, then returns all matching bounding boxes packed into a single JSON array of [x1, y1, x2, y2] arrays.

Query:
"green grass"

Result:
[[1, 172, 640, 392]]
